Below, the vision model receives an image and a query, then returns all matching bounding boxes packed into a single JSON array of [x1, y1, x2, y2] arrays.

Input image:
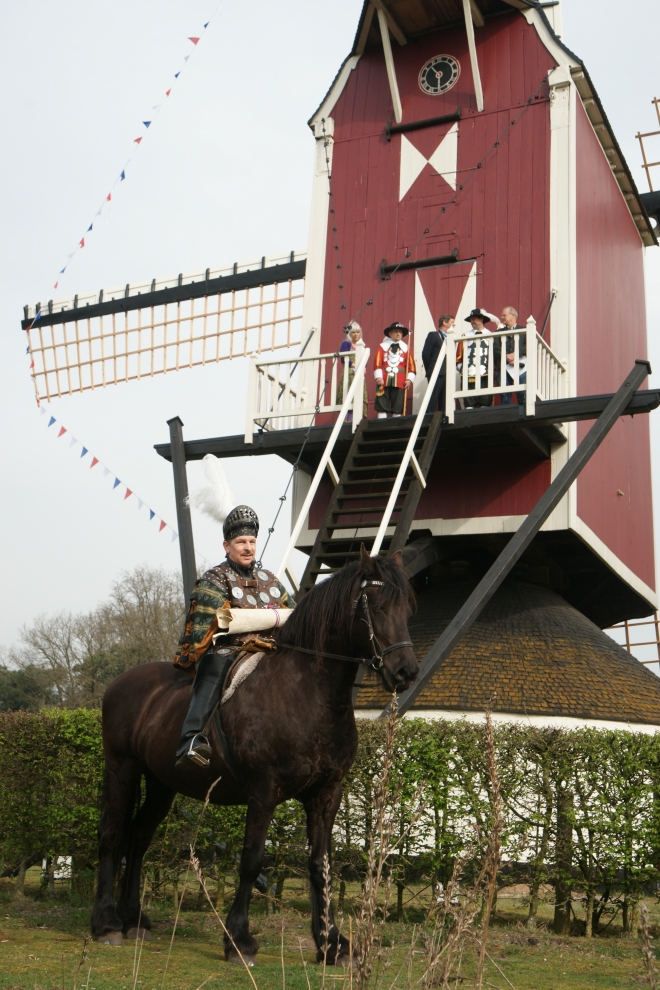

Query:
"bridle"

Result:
[[278, 579, 413, 671]]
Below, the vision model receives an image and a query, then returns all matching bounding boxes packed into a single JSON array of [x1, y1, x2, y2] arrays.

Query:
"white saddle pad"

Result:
[[221, 652, 265, 705]]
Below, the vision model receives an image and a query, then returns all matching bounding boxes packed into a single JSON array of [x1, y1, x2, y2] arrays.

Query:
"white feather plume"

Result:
[[186, 454, 235, 524]]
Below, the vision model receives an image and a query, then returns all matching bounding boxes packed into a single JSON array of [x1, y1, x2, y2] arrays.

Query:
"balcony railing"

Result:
[[245, 340, 369, 443], [444, 317, 566, 423]]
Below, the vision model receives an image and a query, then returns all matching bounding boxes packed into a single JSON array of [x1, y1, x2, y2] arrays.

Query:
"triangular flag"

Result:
[[188, 36, 200, 44], [67, 252, 74, 258], [79, 237, 85, 248], [149, 510, 155, 521], [95, 208, 102, 216], [174, 72, 180, 78], [124, 488, 132, 500], [152, 104, 161, 111], [134, 137, 142, 145], [106, 192, 111, 202], [120, 170, 126, 180], [102, 466, 110, 478], [60, 268, 66, 273], [165, 89, 171, 96], [171, 530, 178, 542], [90, 457, 99, 468], [184, 55, 190, 61], [39, 406, 45, 415], [30, 361, 35, 369], [58, 426, 66, 437], [203, 21, 209, 27], [26, 346, 30, 354], [48, 416, 56, 427], [143, 121, 151, 128], [87, 223, 93, 232], [69, 436, 77, 448], [53, 282, 58, 289], [113, 477, 121, 489], [159, 520, 167, 532], [80, 447, 88, 458], [137, 499, 144, 510]]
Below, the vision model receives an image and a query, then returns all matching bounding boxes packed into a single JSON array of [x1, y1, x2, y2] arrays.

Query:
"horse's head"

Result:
[[351, 545, 419, 693]]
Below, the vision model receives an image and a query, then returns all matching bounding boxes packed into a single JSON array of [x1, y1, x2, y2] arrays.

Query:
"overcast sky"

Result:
[[1, 0, 659, 654]]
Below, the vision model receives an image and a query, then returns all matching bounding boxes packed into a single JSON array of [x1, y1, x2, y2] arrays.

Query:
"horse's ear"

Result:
[[388, 549, 403, 569], [360, 543, 376, 574]]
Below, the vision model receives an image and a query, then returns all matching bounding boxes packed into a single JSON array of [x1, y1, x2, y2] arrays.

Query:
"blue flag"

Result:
[[149, 509, 155, 521], [80, 447, 88, 458], [113, 478, 121, 489], [48, 416, 56, 427]]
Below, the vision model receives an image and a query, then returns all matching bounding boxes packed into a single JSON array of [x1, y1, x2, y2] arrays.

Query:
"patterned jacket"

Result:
[[374, 339, 416, 391], [173, 560, 294, 669]]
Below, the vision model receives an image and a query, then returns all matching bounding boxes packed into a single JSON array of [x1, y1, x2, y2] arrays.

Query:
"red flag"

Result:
[[134, 137, 142, 145], [159, 520, 167, 532], [165, 88, 171, 96], [79, 237, 85, 248], [188, 36, 200, 44], [106, 192, 112, 202], [124, 488, 132, 500], [90, 457, 99, 468], [58, 426, 67, 438], [30, 361, 35, 368], [53, 282, 58, 289]]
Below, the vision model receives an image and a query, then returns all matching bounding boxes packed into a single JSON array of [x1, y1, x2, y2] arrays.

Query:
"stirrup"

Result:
[[175, 734, 212, 769]]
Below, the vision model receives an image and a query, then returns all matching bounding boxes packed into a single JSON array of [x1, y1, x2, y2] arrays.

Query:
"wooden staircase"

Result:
[[298, 412, 443, 596]]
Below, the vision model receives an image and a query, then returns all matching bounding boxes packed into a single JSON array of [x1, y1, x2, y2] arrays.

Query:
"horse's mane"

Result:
[[276, 556, 414, 655]]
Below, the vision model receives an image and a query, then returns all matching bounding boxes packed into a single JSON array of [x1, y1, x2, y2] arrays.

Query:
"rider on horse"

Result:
[[173, 503, 294, 769]]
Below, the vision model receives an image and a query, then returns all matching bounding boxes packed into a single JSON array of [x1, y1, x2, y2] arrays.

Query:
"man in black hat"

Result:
[[459, 309, 498, 408], [422, 314, 454, 415], [173, 504, 294, 769], [374, 322, 416, 418]]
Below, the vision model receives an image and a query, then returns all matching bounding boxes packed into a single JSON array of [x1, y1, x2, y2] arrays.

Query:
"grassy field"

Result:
[[0, 871, 657, 990]]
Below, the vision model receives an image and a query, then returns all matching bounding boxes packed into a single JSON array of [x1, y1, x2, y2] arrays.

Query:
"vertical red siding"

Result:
[[575, 99, 655, 590], [315, 13, 555, 521]]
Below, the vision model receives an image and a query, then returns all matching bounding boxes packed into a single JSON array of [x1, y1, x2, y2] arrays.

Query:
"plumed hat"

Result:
[[223, 505, 259, 541], [383, 322, 409, 337], [186, 454, 235, 524]]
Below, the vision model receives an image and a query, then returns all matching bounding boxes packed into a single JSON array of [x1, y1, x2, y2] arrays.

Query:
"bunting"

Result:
[[41, 408, 179, 544]]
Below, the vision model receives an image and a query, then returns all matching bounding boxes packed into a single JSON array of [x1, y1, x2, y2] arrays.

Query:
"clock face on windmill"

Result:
[[418, 55, 461, 96]]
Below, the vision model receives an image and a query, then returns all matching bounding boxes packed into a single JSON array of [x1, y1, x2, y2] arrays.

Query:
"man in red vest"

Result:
[[374, 322, 416, 418]]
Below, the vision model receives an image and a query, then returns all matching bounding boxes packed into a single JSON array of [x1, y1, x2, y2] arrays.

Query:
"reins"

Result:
[[278, 579, 413, 671]]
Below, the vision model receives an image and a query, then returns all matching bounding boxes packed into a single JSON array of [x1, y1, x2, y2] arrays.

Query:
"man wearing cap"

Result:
[[374, 322, 416, 418], [458, 309, 498, 408], [173, 504, 294, 770]]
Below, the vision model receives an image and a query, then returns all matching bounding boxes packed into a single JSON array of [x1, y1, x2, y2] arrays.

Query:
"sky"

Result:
[[1, 0, 659, 657]]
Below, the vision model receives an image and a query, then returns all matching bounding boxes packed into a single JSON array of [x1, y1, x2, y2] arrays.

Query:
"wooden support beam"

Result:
[[373, 0, 407, 45], [469, 0, 485, 28], [167, 417, 197, 603], [391, 360, 652, 717], [462, 0, 484, 112], [376, 5, 402, 123], [355, 2, 375, 56]]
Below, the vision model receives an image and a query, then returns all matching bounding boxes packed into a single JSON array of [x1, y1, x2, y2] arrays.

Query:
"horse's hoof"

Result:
[[126, 927, 151, 941], [338, 954, 358, 969], [95, 932, 123, 946], [227, 952, 256, 967]]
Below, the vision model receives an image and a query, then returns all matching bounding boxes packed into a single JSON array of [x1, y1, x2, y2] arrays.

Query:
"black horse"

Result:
[[91, 548, 418, 963]]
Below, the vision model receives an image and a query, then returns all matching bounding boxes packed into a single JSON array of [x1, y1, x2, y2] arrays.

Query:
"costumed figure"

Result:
[[457, 308, 496, 408], [373, 322, 416, 419], [336, 321, 369, 421], [174, 455, 294, 770]]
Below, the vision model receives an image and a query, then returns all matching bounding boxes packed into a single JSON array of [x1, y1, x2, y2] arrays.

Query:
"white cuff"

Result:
[[407, 372, 416, 382], [374, 370, 383, 380]]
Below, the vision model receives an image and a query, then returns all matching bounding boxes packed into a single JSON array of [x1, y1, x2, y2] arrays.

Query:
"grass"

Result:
[[0, 875, 658, 990]]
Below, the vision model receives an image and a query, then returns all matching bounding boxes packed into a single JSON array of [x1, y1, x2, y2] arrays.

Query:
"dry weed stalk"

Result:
[[321, 851, 332, 982], [640, 901, 658, 990], [473, 707, 504, 989]]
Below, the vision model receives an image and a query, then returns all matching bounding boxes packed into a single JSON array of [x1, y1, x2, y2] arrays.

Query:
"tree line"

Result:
[[1, 708, 659, 938]]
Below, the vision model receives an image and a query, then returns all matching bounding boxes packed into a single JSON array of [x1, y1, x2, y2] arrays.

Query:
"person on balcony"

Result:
[[336, 321, 368, 421], [496, 307, 527, 406], [374, 322, 416, 418], [422, 314, 454, 416], [457, 309, 496, 408]]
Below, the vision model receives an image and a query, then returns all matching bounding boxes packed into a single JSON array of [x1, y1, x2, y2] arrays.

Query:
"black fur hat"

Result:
[[223, 505, 259, 541]]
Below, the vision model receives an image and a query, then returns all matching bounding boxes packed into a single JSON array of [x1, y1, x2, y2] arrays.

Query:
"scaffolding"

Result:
[[636, 97, 660, 192], [605, 613, 660, 670]]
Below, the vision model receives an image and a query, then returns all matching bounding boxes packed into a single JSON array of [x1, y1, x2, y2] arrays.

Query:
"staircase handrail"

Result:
[[370, 339, 447, 557], [276, 344, 371, 580]]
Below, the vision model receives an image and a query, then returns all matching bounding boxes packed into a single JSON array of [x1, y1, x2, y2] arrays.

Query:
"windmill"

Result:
[[24, 0, 660, 731]]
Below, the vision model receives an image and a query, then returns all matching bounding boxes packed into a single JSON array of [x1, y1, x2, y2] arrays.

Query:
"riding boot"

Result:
[[175, 650, 235, 769]]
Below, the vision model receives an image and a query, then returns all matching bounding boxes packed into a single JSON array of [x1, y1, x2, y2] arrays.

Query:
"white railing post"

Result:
[[525, 316, 537, 417], [445, 331, 456, 424], [370, 340, 446, 556], [352, 339, 366, 430], [244, 353, 259, 444], [276, 346, 371, 579]]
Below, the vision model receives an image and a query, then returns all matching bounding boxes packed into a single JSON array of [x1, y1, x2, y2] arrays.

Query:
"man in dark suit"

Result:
[[422, 314, 454, 415], [497, 306, 526, 406]]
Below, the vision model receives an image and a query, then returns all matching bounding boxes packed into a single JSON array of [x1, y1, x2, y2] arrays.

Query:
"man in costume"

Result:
[[374, 322, 416, 418], [173, 503, 294, 769], [458, 308, 497, 408]]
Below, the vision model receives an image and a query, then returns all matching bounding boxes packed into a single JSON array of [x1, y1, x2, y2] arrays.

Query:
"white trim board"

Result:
[[571, 514, 657, 609], [356, 708, 660, 733]]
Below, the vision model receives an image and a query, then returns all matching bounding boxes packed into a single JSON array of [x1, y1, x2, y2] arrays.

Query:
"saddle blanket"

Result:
[[221, 651, 265, 705]]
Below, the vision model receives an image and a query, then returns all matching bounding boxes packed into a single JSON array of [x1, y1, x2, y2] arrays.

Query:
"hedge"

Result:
[[1, 710, 660, 932]]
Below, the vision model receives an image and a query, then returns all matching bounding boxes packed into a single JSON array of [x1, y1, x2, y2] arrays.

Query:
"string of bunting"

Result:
[[39, 406, 179, 544], [52, 12, 219, 293]]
